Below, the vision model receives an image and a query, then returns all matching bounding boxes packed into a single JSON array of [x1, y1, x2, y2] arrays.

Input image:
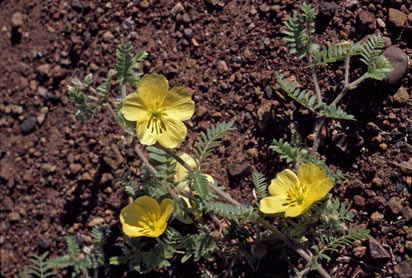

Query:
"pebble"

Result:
[[318, 2, 337, 20], [139, 0, 150, 9], [69, 163, 81, 174], [228, 163, 251, 179], [42, 163, 56, 173], [102, 31, 114, 42], [170, 2, 184, 16], [183, 28, 194, 38], [182, 13, 191, 23], [103, 144, 124, 170], [36, 64, 50, 76], [257, 102, 272, 131], [354, 195, 366, 207], [353, 246, 366, 258], [376, 18, 386, 28], [369, 237, 391, 260], [20, 117, 36, 134], [264, 85, 273, 99], [402, 207, 412, 221], [345, 0, 359, 10], [388, 8, 407, 28], [370, 211, 384, 224], [258, 3, 270, 13], [383, 46, 408, 86], [372, 177, 383, 187], [217, 60, 228, 74], [358, 10, 376, 34], [393, 87, 409, 104], [8, 212, 21, 222], [394, 259, 412, 278], [196, 105, 208, 118], [11, 12, 24, 28], [399, 161, 412, 176], [388, 197, 403, 214], [88, 217, 104, 227]]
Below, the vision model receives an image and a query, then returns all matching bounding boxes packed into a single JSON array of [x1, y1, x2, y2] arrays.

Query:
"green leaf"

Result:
[[275, 72, 317, 112], [188, 171, 211, 198], [270, 138, 308, 164], [115, 103, 136, 136], [252, 171, 268, 198], [114, 41, 146, 85], [193, 121, 235, 169], [319, 104, 355, 121]]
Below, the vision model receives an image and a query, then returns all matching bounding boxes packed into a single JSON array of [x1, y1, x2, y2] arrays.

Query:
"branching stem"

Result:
[[161, 145, 331, 278]]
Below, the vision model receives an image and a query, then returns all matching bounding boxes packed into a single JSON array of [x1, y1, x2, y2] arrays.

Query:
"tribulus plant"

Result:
[[19, 2, 396, 277]]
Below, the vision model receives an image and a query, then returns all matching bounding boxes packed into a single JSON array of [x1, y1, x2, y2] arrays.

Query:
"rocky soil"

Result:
[[1, 0, 412, 277]]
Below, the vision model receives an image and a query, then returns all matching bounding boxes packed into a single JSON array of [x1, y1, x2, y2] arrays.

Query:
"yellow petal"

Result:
[[175, 153, 196, 182], [268, 169, 298, 196], [120, 203, 149, 237], [259, 196, 289, 214], [156, 118, 187, 148], [136, 119, 157, 146], [122, 93, 150, 122], [203, 174, 214, 184], [175, 196, 193, 224], [307, 177, 334, 202], [297, 163, 326, 188], [137, 73, 169, 105], [163, 87, 195, 121], [157, 198, 174, 227], [284, 201, 312, 217], [134, 196, 161, 219]]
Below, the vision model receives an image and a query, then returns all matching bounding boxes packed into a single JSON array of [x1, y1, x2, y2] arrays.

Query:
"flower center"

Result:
[[284, 181, 307, 207], [147, 104, 167, 134]]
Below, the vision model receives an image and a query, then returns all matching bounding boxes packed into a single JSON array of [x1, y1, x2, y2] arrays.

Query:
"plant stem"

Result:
[[312, 67, 322, 105], [161, 145, 331, 278]]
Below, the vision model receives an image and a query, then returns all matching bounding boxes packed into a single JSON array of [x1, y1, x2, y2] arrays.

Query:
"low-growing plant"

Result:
[[19, 2, 394, 277]]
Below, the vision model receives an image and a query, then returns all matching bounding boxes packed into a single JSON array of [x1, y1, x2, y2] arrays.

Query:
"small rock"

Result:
[[372, 177, 383, 187], [388, 8, 407, 28], [348, 178, 365, 190], [183, 28, 194, 38], [196, 105, 208, 118], [103, 144, 124, 170], [388, 196, 403, 214], [8, 212, 21, 222], [258, 3, 270, 13], [139, 0, 150, 9], [345, 0, 359, 10], [402, 206, 412, 221], [81, 172, 93, 181], [10, 105, 23, 115], [369, 237, 390, 260], [170, 2, 184, 16], [370, 211, 384, 224], [217, 60, 228, 74], [358, 10, 376, 34], [354, 195, 366, 207], [393, 87, 409, 104], [88, 217, 104, 227], [264, 85, 273, 99], [394, 259, 412, 278], [257, 102, 272, 132], [69, 163, 81, 174], [318, 2, 337, 20], [38, 236, 50, 249], [228, 163, 251, 179], [250, 5, 257, 15], [101, 173, 113, 184], [102, 31, 114, 42], [182, 13, 191, 23], [36, 64, 50, 76], [353, 246, 367, 258], [399, 161, 412, 176], [366, 122, 380, 133], [20, 117, 36, 134], [376, 18, 386, 28], [406, 241, 412, 252], [383, 46, 408, 86], [11, 12, 24, 28], [42, 163, 56, 173]]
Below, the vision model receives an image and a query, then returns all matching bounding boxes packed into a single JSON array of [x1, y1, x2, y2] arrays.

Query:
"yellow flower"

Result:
[[260, 163, 333, 217], [174, 153, 213, 224], [122, 73, 195, 148], [120, 196, 174, 237]]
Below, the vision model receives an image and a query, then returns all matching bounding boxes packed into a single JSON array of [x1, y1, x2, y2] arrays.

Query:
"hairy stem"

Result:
[[312, 67, 322, 105], [164, 145, 331, 278]]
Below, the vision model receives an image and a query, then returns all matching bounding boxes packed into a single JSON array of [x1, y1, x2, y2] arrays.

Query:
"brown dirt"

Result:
[[1, 0, 412, 277]]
